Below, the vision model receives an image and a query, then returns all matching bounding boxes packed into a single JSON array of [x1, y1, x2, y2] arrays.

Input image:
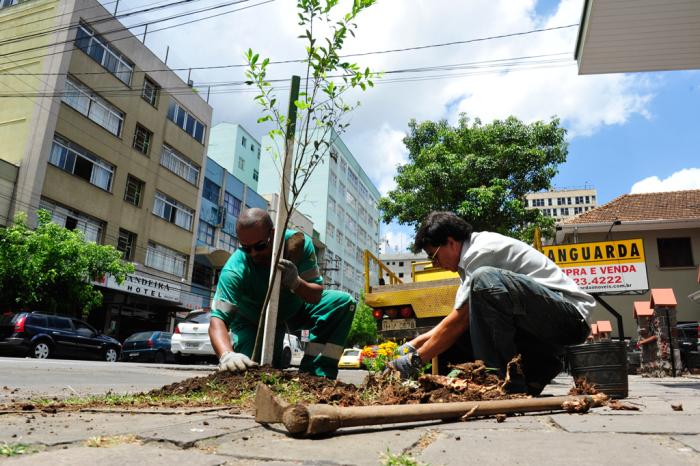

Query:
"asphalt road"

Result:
[[0, 356, 368, 401]]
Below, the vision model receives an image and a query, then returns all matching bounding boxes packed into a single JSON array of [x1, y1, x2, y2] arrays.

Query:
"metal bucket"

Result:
[[567, 341, 628, 399]]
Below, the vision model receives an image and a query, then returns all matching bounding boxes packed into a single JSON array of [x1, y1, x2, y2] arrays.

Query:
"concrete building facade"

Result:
[[526, 188, 598, 223], [379, 252, 428, 282], [258, 131, 381, 300], [0, 0, 212, 339], [192, 157, 269, 305], [207, 123, 261, 191]]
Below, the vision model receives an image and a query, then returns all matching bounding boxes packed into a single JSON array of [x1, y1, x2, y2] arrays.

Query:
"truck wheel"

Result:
[[31, 341, 51, 359]]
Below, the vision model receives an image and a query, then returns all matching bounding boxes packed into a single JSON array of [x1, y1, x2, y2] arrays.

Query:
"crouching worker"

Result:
[[389, 211, 594, 395], [208, 208, 355, 379]]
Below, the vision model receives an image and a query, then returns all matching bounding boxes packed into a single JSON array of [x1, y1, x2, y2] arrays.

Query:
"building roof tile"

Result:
[[562, 190, 700, 224]]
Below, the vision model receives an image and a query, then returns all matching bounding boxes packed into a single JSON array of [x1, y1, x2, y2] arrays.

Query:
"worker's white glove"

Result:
[[218, 351, 257, 372], [277, 259, 302, 291]]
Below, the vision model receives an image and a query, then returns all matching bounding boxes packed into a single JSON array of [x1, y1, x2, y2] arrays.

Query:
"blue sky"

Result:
[[110, 0, 700, 252]]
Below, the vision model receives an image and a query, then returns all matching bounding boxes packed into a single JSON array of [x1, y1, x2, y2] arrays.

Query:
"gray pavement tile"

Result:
[[0, 443, 229, 466], [672, 435, 700, 453], [0, 412, 223, 446], [418, 430, 700, 466], [213, 424, 425, 465], [551, 413, 700, 434], [419, 414, 554, 431], [137, 415, 259, 446]]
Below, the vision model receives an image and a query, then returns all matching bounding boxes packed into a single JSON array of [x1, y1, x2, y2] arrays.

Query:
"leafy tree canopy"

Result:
[[379, 115, 566, 243], [0, 210, 134, 316]]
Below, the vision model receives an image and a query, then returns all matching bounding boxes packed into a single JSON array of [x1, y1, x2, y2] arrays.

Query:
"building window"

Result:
[[219, 231, 238, 253], [567, 197, 572, 205], [253, 169, 259, 181], [202, 178, 220, 204], [124, 174, 144, 206], [548, 198, 552, 206], [658, 238, 694, 267], [74, 23, 133, 85], [49, 135, 113, 191], [585, 195, 590, 204], [242, 136, 247, 147], [166, 100, 205, 143], [224, 192, 241, 220], [257, 147, 260, 159], [153, 191, 194, 230], [557, 197, 564, 205], [192, 262, 213, 288], [575, 196, 584, 204], [141, 77, 159, 106], [238, 157, 245, 170], [132, 124, 153, 155], [198, 221, 215, 246], [160, 144, 200, 185], [39, 199, 103, 243], [117, 228, 137, 261], [561, 207, 569, 216], [574, 207, 583, 215], [63, 76, 124, 136], [1, 0, 21, 8], [327, 223, 335, 238], [145, 242, 187, 278]]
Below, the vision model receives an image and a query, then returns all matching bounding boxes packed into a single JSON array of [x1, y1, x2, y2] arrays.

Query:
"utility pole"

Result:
[[259, 75, 301, 366]]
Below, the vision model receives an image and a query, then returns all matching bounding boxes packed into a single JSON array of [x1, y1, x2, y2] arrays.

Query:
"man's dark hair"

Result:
[[412, 211, 473, 252]]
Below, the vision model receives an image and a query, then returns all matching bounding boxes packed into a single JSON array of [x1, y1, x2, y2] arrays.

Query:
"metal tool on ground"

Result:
[[254, 383, 608, 437]]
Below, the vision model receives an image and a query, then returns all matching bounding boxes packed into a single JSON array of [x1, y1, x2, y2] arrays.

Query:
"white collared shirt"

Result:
[[454, 231, 595, 320]]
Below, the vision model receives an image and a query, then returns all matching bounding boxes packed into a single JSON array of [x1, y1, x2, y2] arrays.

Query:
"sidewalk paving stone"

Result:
[[551, 413, 700, 434], [417, 430, 699, 466], [0, 443, 229, 466]]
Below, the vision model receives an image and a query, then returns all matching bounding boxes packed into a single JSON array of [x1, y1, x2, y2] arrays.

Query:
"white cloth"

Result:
[[454, 232, 596, 321]]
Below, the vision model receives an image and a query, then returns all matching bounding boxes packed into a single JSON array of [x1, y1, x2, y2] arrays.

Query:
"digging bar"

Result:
[[254, 383, 608, 437]]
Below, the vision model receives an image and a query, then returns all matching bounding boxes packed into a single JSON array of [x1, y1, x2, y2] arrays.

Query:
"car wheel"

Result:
[[31, 341, 51, 359], [104, 347, 119, 362], [154, 351, 166, 364], [281, 347, 292, 369]]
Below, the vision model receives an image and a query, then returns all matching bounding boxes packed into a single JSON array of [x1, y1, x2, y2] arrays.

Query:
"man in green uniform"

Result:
[[208, 208, 355, 379]]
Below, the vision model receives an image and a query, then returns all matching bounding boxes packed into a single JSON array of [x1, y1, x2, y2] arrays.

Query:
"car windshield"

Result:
[[186, 312, 211, 324], [344, 349, 360, 357], [125, 332, 154, 342]]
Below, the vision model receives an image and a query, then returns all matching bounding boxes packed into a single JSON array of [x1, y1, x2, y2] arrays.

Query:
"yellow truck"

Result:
[[363, 250, 460, 340]]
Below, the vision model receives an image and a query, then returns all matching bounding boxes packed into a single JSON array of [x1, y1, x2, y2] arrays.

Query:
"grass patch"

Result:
[[0, 442, 30, 457], [29, 390, 241, 409], [261, 373, 315, 405], [380, 451, 428, 466]]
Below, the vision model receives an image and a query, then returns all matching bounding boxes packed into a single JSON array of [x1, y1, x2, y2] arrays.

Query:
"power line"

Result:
[[0, 0, 270, 61], [1, 23, 579, 78]]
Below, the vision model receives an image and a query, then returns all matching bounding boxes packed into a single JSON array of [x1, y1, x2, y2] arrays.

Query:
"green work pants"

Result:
[[230, 290, 355, 379]]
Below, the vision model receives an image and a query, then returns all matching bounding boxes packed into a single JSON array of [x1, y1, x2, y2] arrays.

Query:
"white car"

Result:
[[171, 310, 303, 367]]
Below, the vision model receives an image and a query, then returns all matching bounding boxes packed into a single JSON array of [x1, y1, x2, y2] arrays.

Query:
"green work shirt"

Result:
[[211, 229, 322, 327]]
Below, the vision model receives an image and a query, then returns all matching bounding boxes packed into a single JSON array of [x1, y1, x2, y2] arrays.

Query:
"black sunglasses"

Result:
[[239, 231, 272, 254]]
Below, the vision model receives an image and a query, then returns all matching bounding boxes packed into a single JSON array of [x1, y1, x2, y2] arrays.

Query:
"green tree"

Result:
[[0, 210, 134, 316], [379, 115, 566, 243], [346, 293, 378, 347]]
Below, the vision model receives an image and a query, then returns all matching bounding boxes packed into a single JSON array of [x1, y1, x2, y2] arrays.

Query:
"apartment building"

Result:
[[525, 188, 598, 222], [0, 0, 212, 338], [379, 252, 428, 282], [191, 157, 268, 304], [258, 131, 381, 300], [207, 123, 261, 191]]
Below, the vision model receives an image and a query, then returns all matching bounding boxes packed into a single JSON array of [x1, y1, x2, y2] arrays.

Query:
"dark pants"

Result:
[[465, 266, 590, 393]]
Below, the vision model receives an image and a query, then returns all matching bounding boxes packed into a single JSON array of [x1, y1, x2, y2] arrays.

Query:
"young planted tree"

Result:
[[0, 210, 134, 316], [379, 115, 567, 243], [245, 0, 377, 358]]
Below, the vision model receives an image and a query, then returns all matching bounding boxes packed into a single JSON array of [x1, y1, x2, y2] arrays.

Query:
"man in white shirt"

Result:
[[390, 211, 594, 395]]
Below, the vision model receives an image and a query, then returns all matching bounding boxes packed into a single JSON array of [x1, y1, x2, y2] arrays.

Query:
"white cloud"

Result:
[[380, 226, 413, 254], [630, 168, 700, 193]]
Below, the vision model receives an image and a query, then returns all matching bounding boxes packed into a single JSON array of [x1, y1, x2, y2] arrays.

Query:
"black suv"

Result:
[[677, 322, 699, 370], [0, 312, 121, 362]]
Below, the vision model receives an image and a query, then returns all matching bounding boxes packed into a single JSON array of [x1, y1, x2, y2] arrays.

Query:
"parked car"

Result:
[[338, 348, 363, 369], [677, 322, 699, 370], [121, 331, 174, 363], [170, 309, 302, 367], [0, 311, 121, 362]]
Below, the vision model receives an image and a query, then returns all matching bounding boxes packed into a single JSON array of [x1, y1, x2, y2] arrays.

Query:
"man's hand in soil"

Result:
[[277, 259, 302, 292], [218, 351, 258, 372], [389, 352, 423, 379]]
